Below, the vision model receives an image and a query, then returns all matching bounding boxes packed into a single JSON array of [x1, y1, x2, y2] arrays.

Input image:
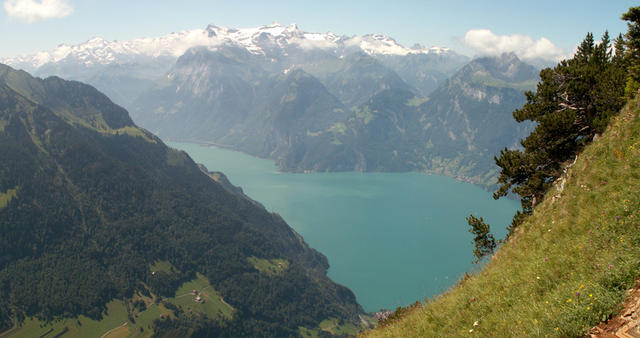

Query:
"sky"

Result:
[[0, 0, 637, 60]]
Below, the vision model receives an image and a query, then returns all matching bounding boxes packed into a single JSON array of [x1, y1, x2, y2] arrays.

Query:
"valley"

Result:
[[169, 142, 519, 312], [3, 22, 536, 188], [1, 2, 637, 336]]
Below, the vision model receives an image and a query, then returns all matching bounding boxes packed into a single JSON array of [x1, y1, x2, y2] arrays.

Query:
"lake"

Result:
[[169, 142, 519, 312]]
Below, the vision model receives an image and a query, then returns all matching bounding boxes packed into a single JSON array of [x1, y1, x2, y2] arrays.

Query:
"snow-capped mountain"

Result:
[[3, 22, 452, 71]]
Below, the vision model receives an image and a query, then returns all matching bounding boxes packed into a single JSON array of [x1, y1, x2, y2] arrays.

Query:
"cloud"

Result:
[[4, 0, 73, 23], [291, 37, 337, 50], [463, 29, 566, 62]]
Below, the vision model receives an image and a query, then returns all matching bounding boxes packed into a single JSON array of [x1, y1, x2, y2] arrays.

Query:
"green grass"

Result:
[[149, 260, 177, 274], [247, 256, 289, 277], [369, 97, 640, 337], [6, 271, 228, 337], [406, 96, 429, 107], [7, 300, 132, 338], [283, 92, 297, 103], [318, 317, 361, 336], [6, 287, 190, 337], [53, 107, 111, 132], [354, 106, 375, 124], [165, 273, 234, 320], [306, 129, 325, 137], [298, 326, 320, 337], [110, 126, 156, 143], [297, 317, 362, 337], [0, 187, 18, 209], [6, 265, 229, 337], [127, 288, 174, 336], [328, 122, 347, 135], [6, 299, 174, 337], [165, 148, 188, 167]]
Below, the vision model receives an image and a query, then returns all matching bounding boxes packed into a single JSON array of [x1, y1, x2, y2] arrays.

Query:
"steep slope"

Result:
[[314, 52, 415, 108], [375, 52, 469, 96], [280, 53, 537, 187], [131, 47, 349, 160], [277, 88, 424, 172], [368, 97, 640, 337], [414, 53, 537, 183], [46, 26, 530, 188], [0, 64, 363, 336]]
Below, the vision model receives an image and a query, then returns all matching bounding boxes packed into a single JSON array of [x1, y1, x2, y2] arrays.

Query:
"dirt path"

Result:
[[589, 280, 640, 337], [99, 322, 128, 338], [0, 324, 17, 337]]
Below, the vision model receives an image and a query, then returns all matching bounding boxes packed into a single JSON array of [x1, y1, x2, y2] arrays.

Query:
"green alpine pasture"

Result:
[[3, 263, 233, 337], [0, 187, 17, 209], [166, 272, 234, 320], [247, 256, 290, 277], [368, 97, 640, 337]]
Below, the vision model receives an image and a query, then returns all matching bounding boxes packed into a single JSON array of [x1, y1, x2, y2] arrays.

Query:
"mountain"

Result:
[[10, 24, 541, 187], [412, 53, 538, 182], [130, 47, 350, 159], [132, 52, 536, 187], [313, 52, 415, 108], [276, 88, 424, 172], [0, 64, 364, 336], [2, 23, 466, 107], [367, 87, 640, 338], [274, 53, 538, 186], [3, 23, 458, 71], [375, 52, 471, 96]]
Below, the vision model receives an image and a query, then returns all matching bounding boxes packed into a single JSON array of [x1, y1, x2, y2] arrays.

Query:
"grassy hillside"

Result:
[[368, 96, 640, 337]]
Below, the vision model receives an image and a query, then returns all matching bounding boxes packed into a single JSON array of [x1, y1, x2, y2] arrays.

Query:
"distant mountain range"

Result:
[[129, 46, 535, 186], [271, 53, 538, 184], [2, 23, 463, 105], [4, 22, 455, 69], [3, 23, 538, 187]]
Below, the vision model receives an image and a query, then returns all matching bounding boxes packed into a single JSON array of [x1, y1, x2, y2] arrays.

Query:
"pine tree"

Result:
[[466, 215, 496, 263], [614, 33, 627, 66], [493, 32, 627, 235], [622, 7, 640, 96], [467, 7, 638, 262], [575, 32, 595, 62]]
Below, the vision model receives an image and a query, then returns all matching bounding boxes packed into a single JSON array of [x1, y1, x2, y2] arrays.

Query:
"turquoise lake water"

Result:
[[169, 142, 520, 312]]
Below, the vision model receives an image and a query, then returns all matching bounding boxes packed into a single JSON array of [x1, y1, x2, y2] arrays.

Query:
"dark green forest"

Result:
[[0, 65, 362, 335]]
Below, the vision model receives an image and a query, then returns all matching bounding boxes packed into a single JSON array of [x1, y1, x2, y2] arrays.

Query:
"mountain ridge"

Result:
[[1, 23, 468, 109], [271, 53, 537, 186], [0, 63, 364, 336], [3, 22, 458, 71]]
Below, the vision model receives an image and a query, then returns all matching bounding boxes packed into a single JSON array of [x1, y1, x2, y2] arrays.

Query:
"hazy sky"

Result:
[[0, 0, 636, 59]]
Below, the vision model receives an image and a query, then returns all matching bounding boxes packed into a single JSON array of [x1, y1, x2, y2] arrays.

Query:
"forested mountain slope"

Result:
[[277, 53, 537, 187], [0, 64, 363, 337]]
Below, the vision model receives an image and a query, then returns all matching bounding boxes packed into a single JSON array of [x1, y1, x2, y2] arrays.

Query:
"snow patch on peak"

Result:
[[344, 34, 453, 56], [2, 22, 456, 70], [427, 46, 452, 54], [348, 34, 410, 55]]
